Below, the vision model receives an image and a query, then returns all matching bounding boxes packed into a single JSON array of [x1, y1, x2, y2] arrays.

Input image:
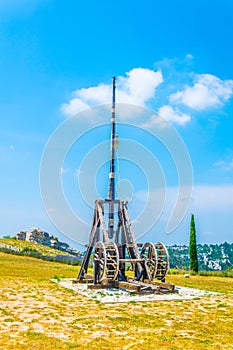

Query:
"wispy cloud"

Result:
[[141, 105, 190, 128], [130, 184, 233, 238], [169, 74, 233, 110], [60, 167, 69, 175], [214, 159, 233, 171], [134, 184, 233, 220], [186, 53, 194, 60], [61, 68, 163, 116], [191, 185, 233, 210]]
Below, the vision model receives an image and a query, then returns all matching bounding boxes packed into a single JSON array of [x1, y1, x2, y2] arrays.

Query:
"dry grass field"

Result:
[[0, 251, 232, 349]]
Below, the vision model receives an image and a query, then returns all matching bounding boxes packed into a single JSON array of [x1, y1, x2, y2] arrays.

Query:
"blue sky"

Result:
[[0, 0, 233, 249]]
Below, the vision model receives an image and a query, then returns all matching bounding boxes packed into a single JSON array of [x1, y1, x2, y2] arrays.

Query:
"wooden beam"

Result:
[[87, 283, 115, 290], [144, 279, 175, 292], [115, 281, 141, 293], [73, 278, 94, 284]]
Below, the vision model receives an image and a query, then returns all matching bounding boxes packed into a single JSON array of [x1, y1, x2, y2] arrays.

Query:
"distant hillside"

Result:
[[168, 242, 233, 271], [0, 237, 83, 265], [0, 237, 73, 257], [1, 235, 232, 272]]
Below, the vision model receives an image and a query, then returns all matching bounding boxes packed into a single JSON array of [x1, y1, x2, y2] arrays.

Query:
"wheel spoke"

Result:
[[141, 242, 157, 280], [154, 242, 169, 281]]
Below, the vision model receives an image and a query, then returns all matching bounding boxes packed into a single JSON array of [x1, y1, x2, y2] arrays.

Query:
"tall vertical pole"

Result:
[[108, 77, 116, 239]]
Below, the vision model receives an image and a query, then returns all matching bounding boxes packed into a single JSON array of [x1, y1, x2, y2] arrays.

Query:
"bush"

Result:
[[168, 268, 181, 275], [190, 270, 198, 275], [53, 275, 60, 282], [168, 268, 188, 275], [21, 247, 42, 257]]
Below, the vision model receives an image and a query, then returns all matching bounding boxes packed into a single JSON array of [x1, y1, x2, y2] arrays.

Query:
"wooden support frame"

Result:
[[77, 199, 142, 282]]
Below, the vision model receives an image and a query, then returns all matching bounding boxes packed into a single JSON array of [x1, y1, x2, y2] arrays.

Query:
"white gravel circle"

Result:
[[53, 278, 219, 303]]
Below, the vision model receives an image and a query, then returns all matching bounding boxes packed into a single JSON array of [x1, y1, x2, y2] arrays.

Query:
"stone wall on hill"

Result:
[[16, 228, 80, 256]]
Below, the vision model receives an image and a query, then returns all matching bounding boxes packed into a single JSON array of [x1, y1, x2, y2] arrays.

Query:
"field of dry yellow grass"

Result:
[[0, 251, 232, 349]]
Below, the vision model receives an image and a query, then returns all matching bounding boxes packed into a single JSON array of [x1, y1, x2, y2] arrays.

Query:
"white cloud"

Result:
[[61, 97, 90, 117], [214, 159, 233, 171], [117, 68, 163, 105], [129, 184, 233, 240], [170, 74, 233, 110], [61, 66, 233, 129], [141, 105, 190, 128], [60, 167, 69, 174], [135, 184, 233, 211], [191, 185, 233, 210], [77, 84, 111, 104], [133, 184, 233, 226], [158, 105, 190, 125], [186, 54, 194, 60], [61, 68, 163, 117]]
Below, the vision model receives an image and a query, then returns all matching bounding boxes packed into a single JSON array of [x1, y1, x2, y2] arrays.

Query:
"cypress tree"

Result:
[[189, 214, 198, 272]]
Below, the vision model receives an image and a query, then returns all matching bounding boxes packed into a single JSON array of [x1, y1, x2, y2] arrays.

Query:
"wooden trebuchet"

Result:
[[76, 77, 171, 294]]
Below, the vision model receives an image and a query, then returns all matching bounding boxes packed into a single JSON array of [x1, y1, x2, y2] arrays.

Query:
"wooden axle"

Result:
[[119, 258, 144, 263]]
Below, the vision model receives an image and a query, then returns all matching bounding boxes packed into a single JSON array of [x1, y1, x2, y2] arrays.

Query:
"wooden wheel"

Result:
[[93, 241, 106, 283], [94, 241, 119, 283], [105, 242, 119, 281], [154, 242, 169, 281], [141, 242, 158, 280]]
